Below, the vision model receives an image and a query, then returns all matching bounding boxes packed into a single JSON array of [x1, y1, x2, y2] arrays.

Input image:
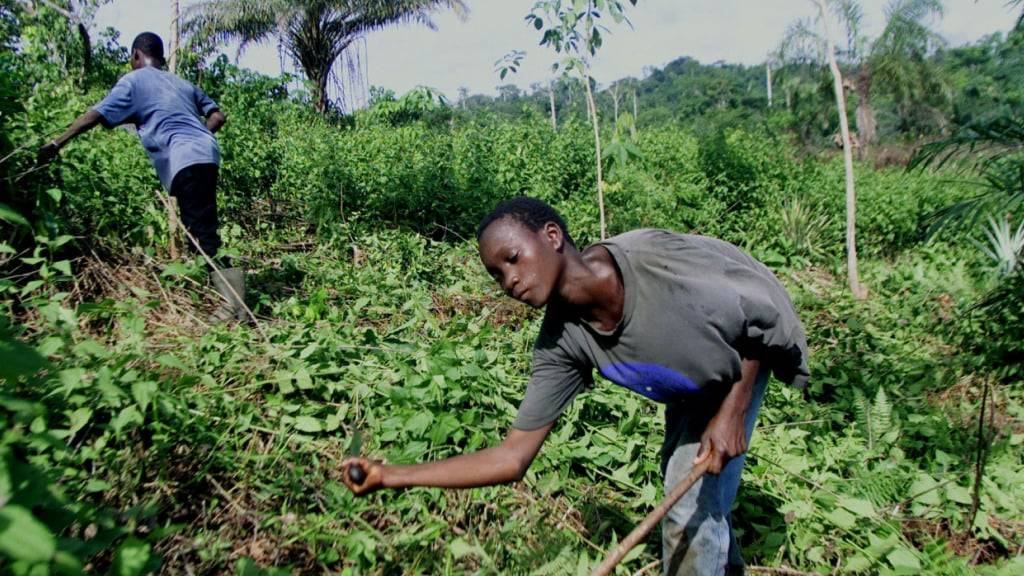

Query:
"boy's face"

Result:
[[478, 218, 566, 309]]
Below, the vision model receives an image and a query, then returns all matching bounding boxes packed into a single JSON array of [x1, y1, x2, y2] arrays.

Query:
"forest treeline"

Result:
[[466, 28, 1024, 153]]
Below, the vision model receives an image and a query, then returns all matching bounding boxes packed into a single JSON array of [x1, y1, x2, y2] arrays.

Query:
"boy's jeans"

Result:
[[660, 368, 770, 576]]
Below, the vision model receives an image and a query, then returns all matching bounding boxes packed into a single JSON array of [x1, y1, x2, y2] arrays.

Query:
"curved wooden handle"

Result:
[[591, 459, 710, 576]]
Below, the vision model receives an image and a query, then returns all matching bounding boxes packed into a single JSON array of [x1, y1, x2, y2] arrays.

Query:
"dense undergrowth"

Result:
[[2, 18, 1024, 576]]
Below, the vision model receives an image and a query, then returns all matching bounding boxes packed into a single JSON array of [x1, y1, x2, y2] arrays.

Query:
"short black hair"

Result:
[[476, 196, 575, 247], [131, 32, 165, 65]]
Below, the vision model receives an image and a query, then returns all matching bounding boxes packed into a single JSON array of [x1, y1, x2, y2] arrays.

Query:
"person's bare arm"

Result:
[[695, 358, 761, 474], [205, 109, 226, 133], [38, 109, 102, 163], [341, 423, 554, 495]]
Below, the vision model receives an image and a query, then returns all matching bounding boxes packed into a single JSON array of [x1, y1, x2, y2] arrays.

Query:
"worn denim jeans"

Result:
[[660, 368, 770, 576]]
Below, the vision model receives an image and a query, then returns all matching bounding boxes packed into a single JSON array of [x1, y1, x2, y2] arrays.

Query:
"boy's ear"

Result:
[[543, 221, 564, 251]]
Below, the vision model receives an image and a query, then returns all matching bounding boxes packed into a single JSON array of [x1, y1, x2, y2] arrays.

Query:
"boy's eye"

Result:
[[508, 252, 518, 264]]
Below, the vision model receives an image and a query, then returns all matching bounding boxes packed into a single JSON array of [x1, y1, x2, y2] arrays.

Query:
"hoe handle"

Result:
[[591, 459, 710, 576]]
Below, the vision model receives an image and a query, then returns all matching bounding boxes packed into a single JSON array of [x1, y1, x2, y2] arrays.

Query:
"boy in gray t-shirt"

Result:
[[343, 197, 808, 575], [38, 32, 245, 324]]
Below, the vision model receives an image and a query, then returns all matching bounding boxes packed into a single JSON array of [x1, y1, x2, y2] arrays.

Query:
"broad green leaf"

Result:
[[946, 484, 972, 505], [908, 473, 940, 506], [448, 538, 475, 559], [822, 507, 856, 529], [85, 479, 111, 493], [52, 260, 72, 277], [887, 547, 921, 572], [0, 202, 30, 230], [156, 354, 187, 371], [132, 382, 158, 412], [294, 416, 322, 433], [113, 406, 144, 433], [0, 505, 56, 563], [838, 496, 877, 518], [67, 407, 92, 438], [0, 334, 46, 381], [846, 554, 873, 572], [110, 538, 151, 576], [405, 412, 434, 436]]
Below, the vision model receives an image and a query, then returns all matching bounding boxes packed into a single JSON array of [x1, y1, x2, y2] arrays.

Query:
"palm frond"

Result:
[[183, 0, 468, 112], [1009, 0, 1024, 29], [777, 18, 824, 64], [183, 0, 286, 54], [911, 118, 1024, 235], [909, 116, 1024, 172], [831, 0, 867, 60]]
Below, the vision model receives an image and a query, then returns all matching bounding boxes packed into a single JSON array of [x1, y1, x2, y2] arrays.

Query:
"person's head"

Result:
[[130, 32, 165, 70], [476, 197, 575, 308]]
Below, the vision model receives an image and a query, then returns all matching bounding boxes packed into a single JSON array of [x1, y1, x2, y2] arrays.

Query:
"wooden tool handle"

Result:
[[591, 459, 710, 576]]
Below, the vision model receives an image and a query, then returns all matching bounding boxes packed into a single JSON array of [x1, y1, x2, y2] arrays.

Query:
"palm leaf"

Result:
[[184, 0, 468, 112]]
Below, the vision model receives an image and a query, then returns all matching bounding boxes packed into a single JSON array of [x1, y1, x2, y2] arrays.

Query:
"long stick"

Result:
[[151, 188, 267, 341], [591, 459, 710, 576]]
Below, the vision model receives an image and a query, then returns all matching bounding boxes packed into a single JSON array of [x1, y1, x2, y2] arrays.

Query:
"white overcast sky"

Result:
[[94, 0, 1018, 101]]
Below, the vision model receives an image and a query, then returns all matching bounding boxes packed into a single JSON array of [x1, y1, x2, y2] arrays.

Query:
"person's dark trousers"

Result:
[[169, 163, 228, 268]]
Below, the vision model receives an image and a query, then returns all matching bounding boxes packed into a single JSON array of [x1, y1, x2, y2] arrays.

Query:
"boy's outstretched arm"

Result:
[[341, 423, 554, 496], [38, 109, 102, 163]]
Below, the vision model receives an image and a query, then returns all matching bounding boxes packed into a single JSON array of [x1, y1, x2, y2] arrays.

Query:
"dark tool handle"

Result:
[[348, 463, 367, 485], [591, 459, 710, 576]]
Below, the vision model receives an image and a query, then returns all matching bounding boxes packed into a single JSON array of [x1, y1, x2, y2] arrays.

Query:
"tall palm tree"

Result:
[[184, 0, 468, 113], [780, 0, 946, 157], [779, 0, 869, 299]]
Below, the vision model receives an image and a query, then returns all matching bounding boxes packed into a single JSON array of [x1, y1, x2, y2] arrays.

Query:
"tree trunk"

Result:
[[611, 85, 620, 125], [583, 74, 607, 240], [170, 0, 180, 74], [853, 70, 876, 160], [766, 62, 773, 108], [313, 67, 330, 114], [631, 88, 638, 138], [549, 81, 557, 130], [816, 0, 867, 300]]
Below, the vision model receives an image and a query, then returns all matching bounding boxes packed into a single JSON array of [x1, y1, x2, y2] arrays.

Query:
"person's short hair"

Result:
[[131, 32, 165, 65], [476, 196, 575, 248]]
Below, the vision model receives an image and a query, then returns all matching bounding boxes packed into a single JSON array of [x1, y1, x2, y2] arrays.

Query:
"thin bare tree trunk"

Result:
[[815, 0, 867, 299], [549, 80, 557, 130], [611, 84, 620, 125], [170, 0, 180, 74], [631, 88, 638, 138], [766, 62, 773, 108], [583, 75, 607, 240]]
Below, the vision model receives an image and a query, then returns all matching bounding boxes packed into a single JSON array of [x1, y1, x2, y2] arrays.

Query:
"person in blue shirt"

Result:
[[38, 32, 245, 324]]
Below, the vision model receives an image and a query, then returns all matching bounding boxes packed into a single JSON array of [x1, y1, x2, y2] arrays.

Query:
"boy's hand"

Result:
[[694, 412, 747, 475], [341, 457, 384, 496], [37, 141, 60, 165]]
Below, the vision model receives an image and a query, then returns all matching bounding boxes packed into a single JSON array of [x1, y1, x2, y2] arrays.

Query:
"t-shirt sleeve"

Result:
[[513, 329, 592, 430], [736, 277, 810, 389], [92, 77, 135, 127], [194, 85, 219, 116]]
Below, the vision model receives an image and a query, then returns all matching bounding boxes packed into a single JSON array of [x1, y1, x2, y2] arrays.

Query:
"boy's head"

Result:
[[476, 196, 574, 249], [130, 32, 165, 69], [476, 197, 574, 309]]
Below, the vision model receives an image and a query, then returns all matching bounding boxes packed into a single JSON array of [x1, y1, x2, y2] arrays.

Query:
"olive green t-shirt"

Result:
[[513, 229, 809, 431]]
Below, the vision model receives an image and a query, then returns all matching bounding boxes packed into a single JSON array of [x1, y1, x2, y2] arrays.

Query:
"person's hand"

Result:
[[694, 411, 747, 475], [341, 457, 385, 496], [37, 141, 60, 165]]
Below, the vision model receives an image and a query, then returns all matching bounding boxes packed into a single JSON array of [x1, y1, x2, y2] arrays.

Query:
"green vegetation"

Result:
[[1, 1, 1022, 574]]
